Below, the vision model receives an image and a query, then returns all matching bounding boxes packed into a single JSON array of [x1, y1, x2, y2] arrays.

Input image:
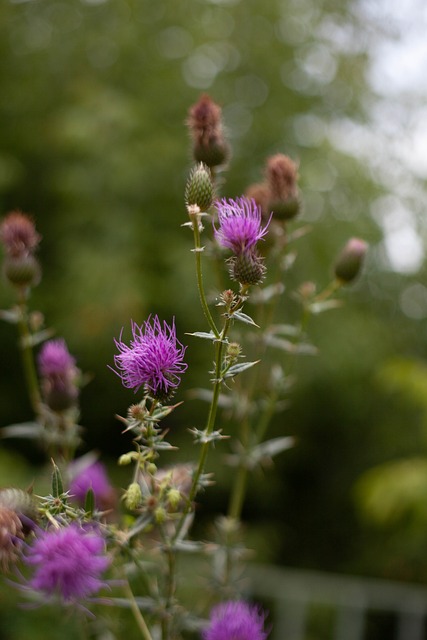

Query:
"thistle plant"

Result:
[[0, 94, 368, 639]]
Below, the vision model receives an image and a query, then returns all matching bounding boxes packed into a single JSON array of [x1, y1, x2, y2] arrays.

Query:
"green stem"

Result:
[[192, 216, 220, 339], [172, 319, 230, 544], [161, 546, 176, 640], [17, 294, 42, 415], [124, 579, 154, 640]]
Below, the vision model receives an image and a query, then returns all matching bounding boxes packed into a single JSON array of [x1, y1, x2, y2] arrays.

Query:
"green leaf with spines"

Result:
[[51, 460, 64, 498]]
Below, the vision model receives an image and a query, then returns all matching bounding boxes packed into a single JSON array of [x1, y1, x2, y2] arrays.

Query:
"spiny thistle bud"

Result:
[[185, 163, 214, 212], [187, 94, 230, 168], [154, 506, 167, 524], [124, 482, 142, 510], [3, 254, 41, 288], [0, 211, 41, 258], [167, 488, 181, 510], [334, 237, 368, 284], [219, 289, 237, 308], [0, 506, 24, 571], [226, 342, 242, 361], [266, 154, 301, 221], [229, 252, 266, 286]]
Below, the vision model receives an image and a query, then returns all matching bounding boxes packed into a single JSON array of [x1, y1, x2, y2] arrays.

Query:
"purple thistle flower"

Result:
[[69, 460, 113, 509], [112, 315, 188, 399], [214, 197, 272, 255], [203, 600, 269, 640], [38, 339, 76, 378], [24, 523, 110, 604], [37, 339, 79, 411]]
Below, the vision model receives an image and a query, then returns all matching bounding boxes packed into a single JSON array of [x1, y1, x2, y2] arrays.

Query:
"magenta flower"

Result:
[[38, 339, 76, 378], [37, 339, 79, 411], [214, 197, 272, 255], [24, 524, 110, 604], [69, 460, 113, 509], [203, 601, 269, 640], [112, 315, 188, 399]]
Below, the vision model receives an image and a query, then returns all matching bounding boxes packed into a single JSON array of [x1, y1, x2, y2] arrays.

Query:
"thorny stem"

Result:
[[172, 318, 230, 545], [192, 214, 220, 339]]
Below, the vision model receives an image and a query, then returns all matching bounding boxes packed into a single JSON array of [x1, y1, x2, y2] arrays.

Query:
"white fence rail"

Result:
[[247, 565, 427, 640]]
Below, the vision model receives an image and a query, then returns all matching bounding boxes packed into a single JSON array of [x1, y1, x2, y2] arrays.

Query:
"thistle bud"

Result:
[[229, 252, 266, 286], [167, 488, 181, 510], [266, 154, 301, 221], [187, 94, 230, 168], [0, 211, 41, 258], [154, 506, 167, 524], [124, 482, 142, 510], [334, 238, 368, 284], [226, 342, 242, 361], [185, 163, 214, 212], [3, 254, 41, 288]]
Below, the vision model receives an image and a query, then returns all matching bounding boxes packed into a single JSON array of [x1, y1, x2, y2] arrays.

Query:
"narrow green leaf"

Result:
[[224, 360, 260, 378], [231, 310, 260, 327], [1, 422, 43, 440], [0, 308, 20, 324], [84, 488, 95, 516], [252, 436, 295, 462], [186, 331, 217, 340], [51, 460, 64, 498]]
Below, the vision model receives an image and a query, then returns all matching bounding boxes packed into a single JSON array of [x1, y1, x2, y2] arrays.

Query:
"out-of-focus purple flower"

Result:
[[37, 339, 79, 411], [38, 339, 76, 378], [24, 524, 110, 604], [0, 211, 41, 258], [69, 460, 114, 510], [203, 600, 269, 640], [112, 315, 188, 399], [214, 198, 272, 256]]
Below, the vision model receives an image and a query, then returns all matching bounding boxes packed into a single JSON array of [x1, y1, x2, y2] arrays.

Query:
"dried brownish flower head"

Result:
[[187, 94, 230, 168], [0, 506, 24, 572], [0, 210, 41, 258]]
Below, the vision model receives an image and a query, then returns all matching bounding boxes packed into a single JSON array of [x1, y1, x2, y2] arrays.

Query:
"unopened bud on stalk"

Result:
[[229, 252, 266, 286], [187, 94, 230, 168], [167, 488, 181, 510], [125, 482, 142, 510], [185, 163, 214, 212], [334, 238, 368, 283], [266, 154, 301, 221], [0, 211, 41, 257], [226, 342, 242, 361], [3, 254, 41, 288]]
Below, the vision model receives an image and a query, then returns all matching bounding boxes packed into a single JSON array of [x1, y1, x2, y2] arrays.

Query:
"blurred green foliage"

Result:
[[1, 2, 427, 634]]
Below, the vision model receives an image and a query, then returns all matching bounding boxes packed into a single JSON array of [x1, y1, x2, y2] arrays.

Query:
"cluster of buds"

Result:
[[37, 338, 80, 412], [0, 210, 41, 292], [124, 464, 193, 528], [187, 94, 230, 169], [246, 153, 301, 222]]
